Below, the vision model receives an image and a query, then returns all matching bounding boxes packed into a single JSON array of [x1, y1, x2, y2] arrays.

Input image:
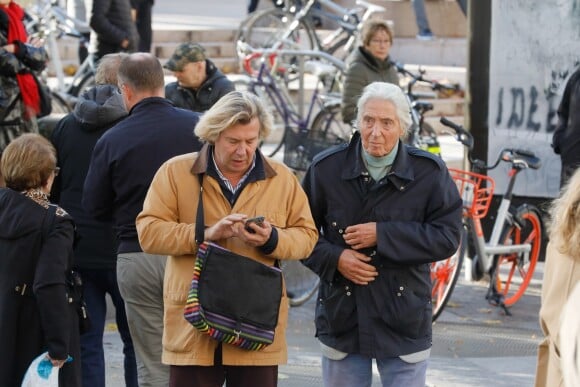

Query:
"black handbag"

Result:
[[44, 205, 91, 334], [183, 175, 283, 350]]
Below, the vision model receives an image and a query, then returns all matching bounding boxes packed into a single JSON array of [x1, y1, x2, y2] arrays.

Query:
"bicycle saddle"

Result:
[[512, 150, 541, 170], [412, 101, 434, 114]]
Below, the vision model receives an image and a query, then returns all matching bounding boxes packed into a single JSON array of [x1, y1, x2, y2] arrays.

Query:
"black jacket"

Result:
[[302, 132, 462, 357], [87, 0, 138, 57], [51, 85, 127, 270], [165, 59, 235, 113], [83, 97, 202, 253], [553, 68, 580, 174], [0, 189, 80, 386]]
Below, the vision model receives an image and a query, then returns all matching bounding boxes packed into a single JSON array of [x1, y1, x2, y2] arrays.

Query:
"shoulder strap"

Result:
[[195, 174, 204, 244]]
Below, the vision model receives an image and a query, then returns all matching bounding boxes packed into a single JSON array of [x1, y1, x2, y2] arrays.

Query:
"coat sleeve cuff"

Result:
[[259, 227, 278, 255]]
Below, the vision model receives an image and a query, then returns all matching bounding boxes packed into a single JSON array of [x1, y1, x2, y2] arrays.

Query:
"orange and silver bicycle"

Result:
[[431, 118, 544, 321]]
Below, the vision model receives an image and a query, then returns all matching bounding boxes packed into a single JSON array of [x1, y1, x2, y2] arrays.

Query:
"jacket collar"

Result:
[[190, 143, 278, 179], [341, 131, 414, 190], [128, 96, 171, 115]]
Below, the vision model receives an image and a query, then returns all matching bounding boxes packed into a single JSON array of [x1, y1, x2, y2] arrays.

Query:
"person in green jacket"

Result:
[[341, 19, 399, 125]]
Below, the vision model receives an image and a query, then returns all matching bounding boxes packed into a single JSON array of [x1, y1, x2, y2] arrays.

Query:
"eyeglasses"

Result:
[[369, 39, 391, 46], [53, 167, 60, 177]]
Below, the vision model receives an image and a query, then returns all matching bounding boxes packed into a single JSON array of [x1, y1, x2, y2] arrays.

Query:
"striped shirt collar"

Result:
[[211, 150, 257, 194]]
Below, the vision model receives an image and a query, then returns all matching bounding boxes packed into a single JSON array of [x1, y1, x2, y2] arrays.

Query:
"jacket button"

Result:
[[331, 222, 337, 227], [15, 286, 20, 292], [345, 286, 350, 290], [346, 291, 351, 296], [399, 286, 404, 291], [397, 292, 401, 296], [339, 229, 344, 234], [400, 186, 405, 191]]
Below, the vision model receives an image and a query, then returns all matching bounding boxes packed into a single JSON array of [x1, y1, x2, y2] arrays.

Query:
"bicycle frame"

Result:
[[467, 170, 533, 275]]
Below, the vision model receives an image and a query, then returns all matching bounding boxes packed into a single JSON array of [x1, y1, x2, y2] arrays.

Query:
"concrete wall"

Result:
[[334, 0, 467, 38], [487, 0, 580, 198]]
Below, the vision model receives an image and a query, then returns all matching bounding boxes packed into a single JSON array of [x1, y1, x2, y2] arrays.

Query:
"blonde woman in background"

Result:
[[535, 168, 580, 387]]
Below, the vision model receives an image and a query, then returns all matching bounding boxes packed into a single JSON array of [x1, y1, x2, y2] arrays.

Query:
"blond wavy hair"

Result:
[[549, 168, 580, 259]]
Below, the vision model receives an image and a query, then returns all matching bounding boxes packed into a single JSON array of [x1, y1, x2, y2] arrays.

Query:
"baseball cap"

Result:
[[164, 43, 206, 71]]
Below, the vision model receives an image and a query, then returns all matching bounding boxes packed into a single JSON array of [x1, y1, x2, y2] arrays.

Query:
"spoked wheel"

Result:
[[431, 226, 466, 322], [280, 260, 320, 307], [281, 102, 350, 172], [240, 7, 315, 84], [309, 102, 352, 145], [495, 208, 542, 306]]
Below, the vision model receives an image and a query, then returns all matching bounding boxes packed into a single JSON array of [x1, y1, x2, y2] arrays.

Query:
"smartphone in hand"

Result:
[[244, 216, 265, 233]]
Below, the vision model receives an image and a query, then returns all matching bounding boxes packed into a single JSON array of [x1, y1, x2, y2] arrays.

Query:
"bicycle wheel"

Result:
[[280, 259, 320, 307], [495, 206, 542, 306], [310, 102, 352, 145], [50, 91, 71, 115], [233, 77, 286, 157], [242, 8, 315, 81], [70, 71, 96, 98], [243, 8, 315, 52], [431, 226, 466, 322]]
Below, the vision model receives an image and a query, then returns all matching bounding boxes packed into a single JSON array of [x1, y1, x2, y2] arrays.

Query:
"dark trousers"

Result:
[[169, 344, 278, 387], [79, 268, 138, 387], [135, 0, 153, 52]]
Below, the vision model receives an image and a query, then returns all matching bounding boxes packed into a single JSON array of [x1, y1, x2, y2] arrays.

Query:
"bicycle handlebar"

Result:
[[439, 117, 542, 172], [391, 61, 459, 98]]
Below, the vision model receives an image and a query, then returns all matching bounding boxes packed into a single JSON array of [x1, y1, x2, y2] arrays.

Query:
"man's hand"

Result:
[[337, 249, 378, 285], [236, 219, 272, 248], [343, 222, 377, 250], [203, 214, 247, 241]]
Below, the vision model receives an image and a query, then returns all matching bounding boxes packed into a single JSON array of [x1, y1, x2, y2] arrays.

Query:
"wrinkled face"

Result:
[[173, 61, 205, 89], [213, 117, 261, 179], [359, 98, 404, 157], [364, 29, 391, 61]]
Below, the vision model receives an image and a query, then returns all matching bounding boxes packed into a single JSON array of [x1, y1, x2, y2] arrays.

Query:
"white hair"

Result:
[[355, 82, 412, 135]]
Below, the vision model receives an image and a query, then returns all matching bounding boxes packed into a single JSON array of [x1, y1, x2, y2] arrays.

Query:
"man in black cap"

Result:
[[164, 42, 235, 113]]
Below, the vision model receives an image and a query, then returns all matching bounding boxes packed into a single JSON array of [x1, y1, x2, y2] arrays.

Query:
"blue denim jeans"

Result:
[[79, 268, 138, 387], [322, 353, 428, 387]]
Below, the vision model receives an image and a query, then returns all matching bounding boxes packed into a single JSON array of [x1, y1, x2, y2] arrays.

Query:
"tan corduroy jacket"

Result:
[[535, 240, 580, 387], [136, 146, 318, 366]]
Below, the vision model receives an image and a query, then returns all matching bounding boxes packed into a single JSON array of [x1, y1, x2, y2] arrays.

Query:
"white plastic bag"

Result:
[[21, 352, 59, 387]]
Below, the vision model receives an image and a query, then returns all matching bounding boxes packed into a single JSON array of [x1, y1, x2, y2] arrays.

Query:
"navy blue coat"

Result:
[[82, 97, 201, 254], [302, 132, 462, 358]]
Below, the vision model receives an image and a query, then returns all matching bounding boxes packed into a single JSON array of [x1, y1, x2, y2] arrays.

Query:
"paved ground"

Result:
[[103, 260, 542, 386]]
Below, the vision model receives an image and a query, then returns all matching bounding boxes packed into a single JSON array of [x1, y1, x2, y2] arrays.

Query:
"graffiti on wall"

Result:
[[488, 0, 580, 198]]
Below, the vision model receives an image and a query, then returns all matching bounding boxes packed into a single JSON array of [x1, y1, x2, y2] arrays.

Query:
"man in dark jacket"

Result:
[[50, 53, 138, 387], [553, 67, 580, 186], [164, 42, 235, 113], [86, 0, 138, 60], [303, 82, 462, 387], [83, 53, 202, 387]]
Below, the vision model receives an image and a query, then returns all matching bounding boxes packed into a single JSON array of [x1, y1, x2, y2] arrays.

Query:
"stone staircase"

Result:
[[46, 1, 466, 132]]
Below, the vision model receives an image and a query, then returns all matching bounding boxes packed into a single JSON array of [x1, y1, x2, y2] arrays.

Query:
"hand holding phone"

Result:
[[244, 216, 265, 234]]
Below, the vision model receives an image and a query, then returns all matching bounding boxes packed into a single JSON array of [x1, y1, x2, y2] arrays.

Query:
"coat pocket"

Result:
[[372, 270, 431, 339], [316, 280, 357, 337]]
